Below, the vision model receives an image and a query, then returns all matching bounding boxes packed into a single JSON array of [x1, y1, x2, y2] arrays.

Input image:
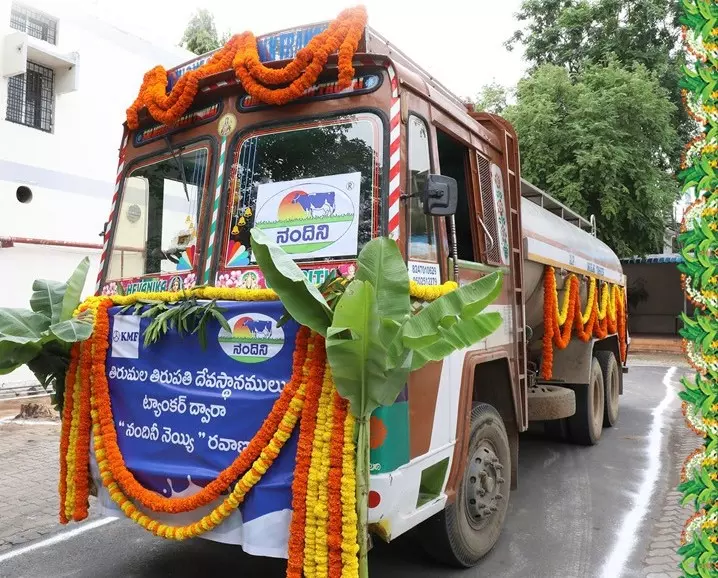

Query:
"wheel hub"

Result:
[[465, 442, 505, 527]]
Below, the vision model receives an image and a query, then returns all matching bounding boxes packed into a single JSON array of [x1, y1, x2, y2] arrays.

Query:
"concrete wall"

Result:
[[0, 0, 192, 386], [623, 262, 687, 335]]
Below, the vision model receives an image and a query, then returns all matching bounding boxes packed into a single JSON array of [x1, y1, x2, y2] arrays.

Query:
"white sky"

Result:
[[88, 0, 527, 100]]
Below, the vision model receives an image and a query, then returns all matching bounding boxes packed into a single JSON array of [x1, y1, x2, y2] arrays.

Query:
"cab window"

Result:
[[222, 113, 383, 267], [106, 143, 210, 280], [407, 115, 437, 261]]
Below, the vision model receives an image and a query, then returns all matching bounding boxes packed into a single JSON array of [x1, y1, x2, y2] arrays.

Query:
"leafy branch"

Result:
[[128, 298, 231, 348]]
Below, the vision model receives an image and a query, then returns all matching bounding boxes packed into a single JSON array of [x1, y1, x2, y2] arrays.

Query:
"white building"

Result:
[[0, 0, 193, 387]]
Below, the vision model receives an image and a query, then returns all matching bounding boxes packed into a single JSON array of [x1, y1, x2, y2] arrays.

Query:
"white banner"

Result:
[[252, 172, 361, 261]]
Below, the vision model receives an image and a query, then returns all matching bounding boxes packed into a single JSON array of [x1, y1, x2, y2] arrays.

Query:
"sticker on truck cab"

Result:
[[252, 172, 361, 260]]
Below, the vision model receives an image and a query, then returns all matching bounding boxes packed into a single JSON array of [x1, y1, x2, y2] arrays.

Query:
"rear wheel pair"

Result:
[[547, 351, 620, 446]]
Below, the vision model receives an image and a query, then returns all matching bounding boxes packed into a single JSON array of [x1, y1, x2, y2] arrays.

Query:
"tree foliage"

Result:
[[506, 0, 689, 167], [474, 82, 513, 114], [180, 9, 229, 56], [503, 62, 679, 256]]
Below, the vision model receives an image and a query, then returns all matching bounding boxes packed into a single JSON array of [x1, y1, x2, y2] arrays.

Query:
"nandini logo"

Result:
[[111, 315, 141, 359], [252, 172, 361, 260], [217, 313, 284, 364]]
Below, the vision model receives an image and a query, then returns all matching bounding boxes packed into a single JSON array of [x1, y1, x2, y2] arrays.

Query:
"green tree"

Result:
[[180, 9, 225, 55], [503, 62, 679, 256], [505, 0, 689, 167], [474, 82, 512, 114]]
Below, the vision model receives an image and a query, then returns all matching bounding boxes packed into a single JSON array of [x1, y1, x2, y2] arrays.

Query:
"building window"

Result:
[[10, 3, 58, 45], [6, 61, 55, 132]]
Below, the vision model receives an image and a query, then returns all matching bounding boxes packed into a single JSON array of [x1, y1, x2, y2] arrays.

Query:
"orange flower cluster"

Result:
[[90, 300, 313, 540], [327, 392, 348, 578], [287, 336, 326, 578], [540, 266, 627, 380], [127, 6, 368, 129], [59, 301, 98, 524], [94, 323, 311, 514], [286, 355, 356, 578]]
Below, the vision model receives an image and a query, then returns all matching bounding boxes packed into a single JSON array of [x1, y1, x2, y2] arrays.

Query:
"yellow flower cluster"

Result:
[[92, 380, 306, 539], [553, 274, 622, 328], [110, 286, 278, 306], [64, 361, 82, 519], [304, 366, 335, 577], [340, 412, 359, 576], [409, 280, 458, 301]]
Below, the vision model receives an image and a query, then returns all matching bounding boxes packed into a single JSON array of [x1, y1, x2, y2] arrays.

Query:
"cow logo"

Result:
[[111, 315, 141, 359], [217, 313, 284, 363], [252, 172, 361, 260]]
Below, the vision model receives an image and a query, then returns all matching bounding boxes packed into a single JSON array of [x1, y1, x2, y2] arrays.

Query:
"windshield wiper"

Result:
[[163, 134, 190, 202]]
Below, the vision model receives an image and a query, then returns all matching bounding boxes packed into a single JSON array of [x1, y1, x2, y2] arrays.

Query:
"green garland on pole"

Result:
[[678, 1, 718, 577]]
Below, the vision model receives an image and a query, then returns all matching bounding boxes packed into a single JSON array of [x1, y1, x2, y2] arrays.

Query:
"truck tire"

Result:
[[566, 357, 604, 446], [596, 350, 620, 427], [416, 403, 511, 568]]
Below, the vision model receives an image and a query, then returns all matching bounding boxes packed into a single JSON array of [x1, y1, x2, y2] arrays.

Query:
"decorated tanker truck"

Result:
[[0, 6, 628, 577]]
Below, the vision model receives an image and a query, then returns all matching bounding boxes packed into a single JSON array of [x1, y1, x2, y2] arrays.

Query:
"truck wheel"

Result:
[[566, 357, 604, 446], [596, 351, 620, 427], [416, 403, 511, 568]]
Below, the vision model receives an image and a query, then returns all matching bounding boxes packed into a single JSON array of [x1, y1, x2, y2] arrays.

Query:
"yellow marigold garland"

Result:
[[101, 279, 449, 305], [304, 362, 335, 577], [408, 280, 458, 301], [340, 412, 359, 577], [541, 266, 627, 380], [92, 385, 306, 539]]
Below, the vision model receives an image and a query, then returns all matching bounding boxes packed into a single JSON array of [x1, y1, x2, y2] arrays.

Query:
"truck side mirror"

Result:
[[423, 174, 458, 216]]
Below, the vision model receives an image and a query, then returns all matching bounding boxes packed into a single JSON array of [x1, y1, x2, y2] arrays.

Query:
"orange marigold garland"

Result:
[[92, 323, 310, 514], [540, 266, 627, 380], [73, 337, 94, 521], [127, 6, 368, 129], [90, 299, 312, 540], [287, 336, 327, 578], [327, 391, 349, 578]]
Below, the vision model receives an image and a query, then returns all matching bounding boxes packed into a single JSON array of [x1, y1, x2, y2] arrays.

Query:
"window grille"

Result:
[[6, 61, 55, 133], [10, 3, 58, 45]]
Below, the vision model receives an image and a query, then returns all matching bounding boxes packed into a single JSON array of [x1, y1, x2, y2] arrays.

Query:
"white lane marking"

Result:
[[599, 366, 677, 578], [0, 517, 118, 564]]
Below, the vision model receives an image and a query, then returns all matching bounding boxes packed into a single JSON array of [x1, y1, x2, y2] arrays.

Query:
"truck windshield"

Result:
[[222, 112, 383, 268], [106, 143, 210, 280]]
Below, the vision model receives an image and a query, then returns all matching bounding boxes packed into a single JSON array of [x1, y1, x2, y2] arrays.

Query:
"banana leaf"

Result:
[[59, 257, 90, 322], [325, 280, 412, 417], [48, 318, 93, 343], [402, 271, 503, 349], [354, 237, 410, 327], [30, 279, 66, 324], [409, 312, 503, 371]]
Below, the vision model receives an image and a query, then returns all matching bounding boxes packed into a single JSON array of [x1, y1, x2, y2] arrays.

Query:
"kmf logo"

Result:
[[111, 316, 141, 359]]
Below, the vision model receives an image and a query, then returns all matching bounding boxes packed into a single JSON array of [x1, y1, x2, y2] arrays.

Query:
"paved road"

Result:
[[0, 363, 697, 578]]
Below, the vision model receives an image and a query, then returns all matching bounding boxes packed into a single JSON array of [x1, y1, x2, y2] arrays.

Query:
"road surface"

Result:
[[0, 362, 693, 578]]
